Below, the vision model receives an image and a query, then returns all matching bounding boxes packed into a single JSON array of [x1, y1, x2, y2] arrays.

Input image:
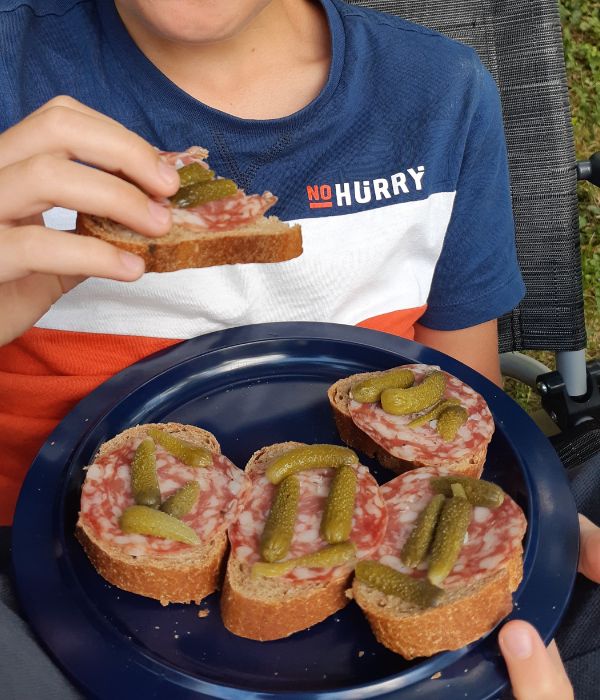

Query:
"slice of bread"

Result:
[[328, 368, 490, 477], [76, 422, 244, 606], [351, 547, 523, 659], [77, 213, 303, 272], [221, 442, 368, 641]]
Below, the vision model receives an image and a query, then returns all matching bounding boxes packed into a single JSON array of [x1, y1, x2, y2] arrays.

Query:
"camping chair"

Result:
[[348, 0, 600, 466]]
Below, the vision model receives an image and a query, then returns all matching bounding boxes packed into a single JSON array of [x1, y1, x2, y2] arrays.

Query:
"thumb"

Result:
[[498, 621, 573, 700], [578, 514, 600, 583]]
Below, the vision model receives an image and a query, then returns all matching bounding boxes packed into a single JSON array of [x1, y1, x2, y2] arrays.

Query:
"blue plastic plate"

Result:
[[12, 322, 578, 700]]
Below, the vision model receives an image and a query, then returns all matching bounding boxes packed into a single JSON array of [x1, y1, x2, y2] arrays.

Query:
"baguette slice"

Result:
[[77, 213, 302, 272], [352, 467, 526, 659], [76, 422, 247, 606], [221, 442, 387, 641], [328, 366, 492, 477]]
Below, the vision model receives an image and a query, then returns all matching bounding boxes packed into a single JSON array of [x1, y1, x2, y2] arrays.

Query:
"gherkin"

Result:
[[265, 445, 358, 485], [407, 398, 461, 428], [146, 427, 212, 468], [380, 371, 447, 416], [400, 494, 445, 567], [252, 541, 356, 578], [260, 475, 300, 562], [427, 492, 473, 586], [351, 368, 415, 403], [355, 561, 441, 607], [430, 476, 504, 508], [320, 465, 357, 544], [170, 179, 237, 208], [160, 480, 200, 519], [130, 437, 161, 509], [119, 505, 199, 545], [436, 405, 468, 442], [176, 162, 214, 187]]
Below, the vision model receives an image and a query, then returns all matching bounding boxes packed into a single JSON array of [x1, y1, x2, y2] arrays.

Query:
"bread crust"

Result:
[[352, 547, 523, 659], [77, 213, 302, 272], [76, 423, 231, 605], [328, 371, 488, 477], [220, 442, 355, 641]]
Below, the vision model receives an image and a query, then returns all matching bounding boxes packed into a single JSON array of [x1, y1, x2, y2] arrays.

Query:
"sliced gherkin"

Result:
[[407, 398, 461, 428], [260, 475, 300, 563], [252, 542, 356, 578], [177, 162, 214, 187], [170, 179, 237, 208], [351, 368, 415, 403], [380, 371, 447, 416], [146, 427, 212, 468], [427, 493, 473, 586], [265, 445, 358, 485], [436, 405, 468, 442], [430, 476, 504, 508], [355, 560, 441, 607], [160, 480, 200, 519], [130, 437, 161, 509], [320, 465, 357, 544], [119, 505, 199, 545], [400, 493, 445, 567]]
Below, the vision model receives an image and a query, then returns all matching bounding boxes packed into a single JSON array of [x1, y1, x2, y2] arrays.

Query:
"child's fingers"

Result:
[[498, 621, 574, 700], [0, 155, 171, 237], [0, 97, 179, 197], [578, 514, 600, 583], [0, 225, 145, 283]]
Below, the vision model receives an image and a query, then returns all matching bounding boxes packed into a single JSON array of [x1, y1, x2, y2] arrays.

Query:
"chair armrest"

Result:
[[577, 152, 600, 187]]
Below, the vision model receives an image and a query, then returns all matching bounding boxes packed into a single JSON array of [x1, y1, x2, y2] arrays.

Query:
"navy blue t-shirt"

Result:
[[0, 0, 525, 340]]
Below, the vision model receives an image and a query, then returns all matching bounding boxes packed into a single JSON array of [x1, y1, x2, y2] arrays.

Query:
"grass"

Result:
[[503, 0, 600, 413]]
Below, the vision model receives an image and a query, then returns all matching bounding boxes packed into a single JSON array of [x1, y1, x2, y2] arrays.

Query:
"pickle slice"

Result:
[[252, 542, 356, 578], [177, 162, 214, 187], [400, 493, 445, 567], [427, 493, 473, 586], [351, 369, 415, 403], [260, 475, 300, 563], [436, 405, 468, 442], [320, 465, 357, 544], [170, 179, 237, 208], [130, 438, 161, 509], [355, 561, 441, 607], [430, 476, 505, 508], [160, 480, 200, 519], [119, 505, 199, 544], [265, 445, 358, 485], [145, 428, 212, 468], [380, 371, 447, 416], [407, 398, 461, 428]]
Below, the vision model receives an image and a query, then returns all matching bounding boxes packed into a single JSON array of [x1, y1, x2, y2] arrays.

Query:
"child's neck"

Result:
[[117, 0, 331, 120]]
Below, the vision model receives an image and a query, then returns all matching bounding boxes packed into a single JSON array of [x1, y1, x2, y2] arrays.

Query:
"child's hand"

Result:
[[0, 96, 180, 346], [499, 514, 600, 699]]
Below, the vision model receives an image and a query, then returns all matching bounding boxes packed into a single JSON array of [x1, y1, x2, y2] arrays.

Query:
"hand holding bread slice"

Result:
[[76, 146, 302, 271]]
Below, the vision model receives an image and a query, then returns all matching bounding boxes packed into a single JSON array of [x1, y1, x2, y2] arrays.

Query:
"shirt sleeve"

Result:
[[418, 62, 526, 331]]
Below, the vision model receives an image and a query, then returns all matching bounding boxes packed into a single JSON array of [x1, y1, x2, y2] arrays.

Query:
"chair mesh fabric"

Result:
[[347, 0, 586, 352]]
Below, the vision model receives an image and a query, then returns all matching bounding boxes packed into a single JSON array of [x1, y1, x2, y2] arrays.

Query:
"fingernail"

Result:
[[502, 626, 534, 659], [119, 251, 145, 274], [158, 160, 180, 187], [148, 199, 171, 225]]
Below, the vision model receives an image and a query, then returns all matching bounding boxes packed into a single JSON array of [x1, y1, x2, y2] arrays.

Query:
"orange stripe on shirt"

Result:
[[357, 305, 427, 340], [0, 328, 179, 525]]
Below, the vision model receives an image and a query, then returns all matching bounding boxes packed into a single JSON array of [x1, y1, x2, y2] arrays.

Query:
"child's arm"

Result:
[[414, 320, 502, 387], [0, 96, 180, 345]]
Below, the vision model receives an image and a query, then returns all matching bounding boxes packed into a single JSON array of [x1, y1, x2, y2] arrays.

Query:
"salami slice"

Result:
[[157, 147, 278, 231], [79, 435, 249, 558], [348, 364, 494, 465], [373, 467, 527, 589], [228, 458, 387, 583]]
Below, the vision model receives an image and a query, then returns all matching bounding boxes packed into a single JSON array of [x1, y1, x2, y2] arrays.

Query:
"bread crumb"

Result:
[[358, 651, 365, 658], [198, 609, 210, 618], [430, 672, 442, 680], [345, 589, 354, 600]]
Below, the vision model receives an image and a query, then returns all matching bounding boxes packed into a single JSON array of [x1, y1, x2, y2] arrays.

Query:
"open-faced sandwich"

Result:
[[76, 422, 249, 605], [351, 467, 527, 658], [221, 442, 388, 640], [76, 146, 302, 271], [328, 364, 494, 476]]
